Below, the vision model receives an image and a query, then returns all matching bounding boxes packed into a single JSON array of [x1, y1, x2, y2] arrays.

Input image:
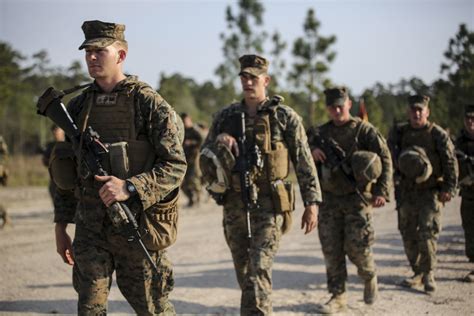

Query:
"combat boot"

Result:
[[462, 271, 474, 283], [364, 276, 378, 305], [422, 271, 437, 293], [317, 293, 347, 314], [401, 273, 423, 288]]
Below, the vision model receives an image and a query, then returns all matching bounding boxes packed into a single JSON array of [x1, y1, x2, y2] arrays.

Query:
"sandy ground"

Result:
[[0, 186, 473, 315]]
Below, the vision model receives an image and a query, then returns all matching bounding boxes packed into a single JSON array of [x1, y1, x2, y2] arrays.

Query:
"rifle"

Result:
[[36, 86, 159, 274], [232, 111, 263, 239], [314, 134, 370, 205]]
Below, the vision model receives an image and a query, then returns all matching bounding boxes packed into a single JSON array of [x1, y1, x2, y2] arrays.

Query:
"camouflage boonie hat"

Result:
[[239, 54, 269, 76], [351, 151, 382, 184], [398, 145, 432, 183], [79, 20, 126, 50], [408, 94, 430, 109], [324, 86, 349, 106], [464, 104, 474, 118]]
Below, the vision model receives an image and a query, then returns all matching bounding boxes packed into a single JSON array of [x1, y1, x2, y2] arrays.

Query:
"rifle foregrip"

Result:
[[107, 202, 131, 228]]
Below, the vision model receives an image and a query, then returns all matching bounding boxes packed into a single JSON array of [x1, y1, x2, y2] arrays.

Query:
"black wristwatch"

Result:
[[126, 181, 137, 196]]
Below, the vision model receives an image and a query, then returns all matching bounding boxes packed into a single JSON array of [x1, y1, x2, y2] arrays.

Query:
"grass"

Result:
[[3, 155, 50, 187]]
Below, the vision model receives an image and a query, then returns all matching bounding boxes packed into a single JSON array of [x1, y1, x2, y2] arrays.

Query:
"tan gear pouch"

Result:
[[139, 188, 179, 251], [108, 142, 129, 179], [49, 142, 77, 190], [271, 180, 295, 234], [266, 142, 289, 181]]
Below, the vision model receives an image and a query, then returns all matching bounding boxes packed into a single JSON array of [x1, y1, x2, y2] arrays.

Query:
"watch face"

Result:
[[128, 184, 136, 193]]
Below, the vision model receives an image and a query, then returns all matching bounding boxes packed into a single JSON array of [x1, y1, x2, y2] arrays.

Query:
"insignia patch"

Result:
[[96, 93, 118, 105]]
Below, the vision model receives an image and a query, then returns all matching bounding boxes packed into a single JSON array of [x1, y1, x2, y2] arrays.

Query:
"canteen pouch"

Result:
[[271, 180, 295, 234], [108, 141, 129, 179], [139, 188, 179, 251], [49, 142, 77, 191]]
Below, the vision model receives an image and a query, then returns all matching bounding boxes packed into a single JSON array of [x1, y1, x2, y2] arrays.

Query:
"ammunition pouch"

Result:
[[138, 188, 179, 251], [49, 142, 77, 191], [266, 142, 289, 181], [270, 180, 295, 234]]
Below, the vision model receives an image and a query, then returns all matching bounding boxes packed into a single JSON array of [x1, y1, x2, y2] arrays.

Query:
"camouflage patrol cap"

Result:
[[79, 20, 126, 50], [408, 94, 430, 109], [464, 104, 474, 118], [324, 86, 349, 106], [239, 54, 269, 76]]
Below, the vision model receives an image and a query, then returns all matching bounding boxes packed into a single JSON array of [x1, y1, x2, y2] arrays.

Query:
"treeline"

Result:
[[0, 0, 472, 155]]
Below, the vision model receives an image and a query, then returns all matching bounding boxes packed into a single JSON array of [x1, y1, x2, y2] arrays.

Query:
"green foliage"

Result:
[[289, 8, 337, 126]]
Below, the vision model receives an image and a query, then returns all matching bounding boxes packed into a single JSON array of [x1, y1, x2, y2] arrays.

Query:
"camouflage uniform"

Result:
[[0, 135, 10, 228], [307, 116, 392, 296], [42, 140, 58, 200], [203, 97, 321, 315], [181, 124, 204, 206], [388, 119, 457, 277], [54, 20, 186, 316], [455, 128, 474, 262]]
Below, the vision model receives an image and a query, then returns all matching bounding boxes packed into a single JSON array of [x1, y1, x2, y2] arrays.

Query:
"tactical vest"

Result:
[[220, 99, 290, 194], [398, 122, 442, 189], [457, 131, 474, 194], [319, 118, 365, 195], [76, 83, 155, 187]]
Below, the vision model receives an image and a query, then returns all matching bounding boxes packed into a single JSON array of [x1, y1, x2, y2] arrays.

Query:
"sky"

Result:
[[0, 0, 473, 95]]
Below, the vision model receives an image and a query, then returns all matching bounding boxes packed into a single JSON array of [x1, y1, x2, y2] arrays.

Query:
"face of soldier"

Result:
[[464, 116, 474, 137], [85, 44, 125, 80], [240, 73, 270, 105], [408, 106, 429, 128], [327, 98, 352, 126]]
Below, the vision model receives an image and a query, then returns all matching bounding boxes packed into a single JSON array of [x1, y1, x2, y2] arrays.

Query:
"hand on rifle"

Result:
[[95, 175, 130, 207], [438, 191, 451, 203], [217, 133, 239, 156], [372, 196, 386, 208], [311, 148, 326, 163]]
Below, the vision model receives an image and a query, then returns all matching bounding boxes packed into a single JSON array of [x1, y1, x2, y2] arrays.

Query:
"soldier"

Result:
[[455, 104, 474, 282], [307, 87, 392, 313], [42, 125, 66, 201], [0, 135, 11, 228], [201, 54, 322, 315], [180, 112, 204, 207], [388, 95, 457, 293], [52, 20, 186, 314]]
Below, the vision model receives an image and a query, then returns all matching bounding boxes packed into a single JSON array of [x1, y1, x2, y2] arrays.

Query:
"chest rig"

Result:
[[399, 122, 442, 187], [76, 84, 155, 183]]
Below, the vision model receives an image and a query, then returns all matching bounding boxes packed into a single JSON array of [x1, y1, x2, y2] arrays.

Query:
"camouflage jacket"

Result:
[[54, 76, 187, 226], [202, 97, 322, 205], [307, 116, 393, 199], [455, 128, 474, 197], [388, 121, 458, 196]]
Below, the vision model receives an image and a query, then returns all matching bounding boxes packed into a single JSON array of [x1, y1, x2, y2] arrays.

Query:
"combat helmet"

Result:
[[199, 142, 235, 194], [398, 146, 432, 183], [351, 150, 382, 184]]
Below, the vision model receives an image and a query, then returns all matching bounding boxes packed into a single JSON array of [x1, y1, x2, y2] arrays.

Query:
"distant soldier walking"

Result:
[[0, 135, 11, 228], [201, 54, 321, 315], [181, 113, 204, 207], [388, 95, 458, 293], [307, 87, 392, 313], [455, 104, 474, 282]]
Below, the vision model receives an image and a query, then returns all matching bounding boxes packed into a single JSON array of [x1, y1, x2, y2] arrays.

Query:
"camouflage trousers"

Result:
[[461, 196, 474, 261], [223, 194, 283, 316], [72, 223, 175, 315], [399, 189, 442, 274], [318, 192, 376, 295], [181, 163, 202, 205]]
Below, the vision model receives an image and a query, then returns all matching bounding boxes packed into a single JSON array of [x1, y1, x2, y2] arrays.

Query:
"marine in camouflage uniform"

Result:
[[42, 125, 65, 201], [53, 20, 186, 315], [0, 135, 11, 228], [307, 87, 392, 313], [388, 95, 457, 293], [180, 113, 204, 207], [202, 55, 322, 315], [455, 104, 474, 282]]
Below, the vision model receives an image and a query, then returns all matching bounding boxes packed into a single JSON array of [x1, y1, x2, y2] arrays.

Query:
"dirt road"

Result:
[[0, 187, 473, 315]]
